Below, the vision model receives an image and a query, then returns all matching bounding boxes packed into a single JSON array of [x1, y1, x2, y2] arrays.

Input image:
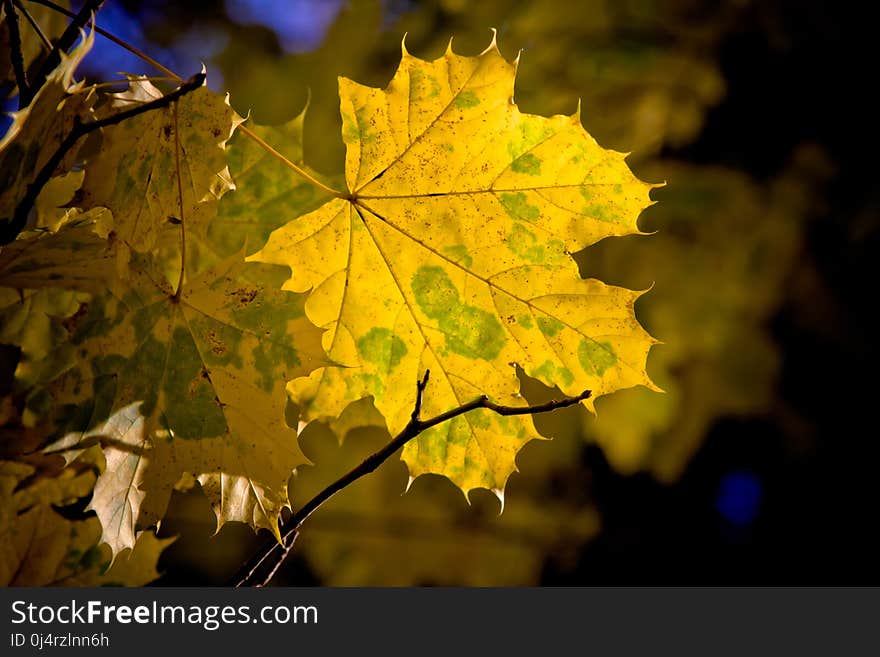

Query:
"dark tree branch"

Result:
[[13, 0, 53, 51], [19, 0, 103, 107], [0, 72, 205, 246], [230, 372, 591, 587], [3, 0, 29, 107]]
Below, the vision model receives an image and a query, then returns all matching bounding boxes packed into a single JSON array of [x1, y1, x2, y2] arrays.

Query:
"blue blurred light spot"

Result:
[[69, 2, 224, 91], [716, 470, 762, 527], [225, 0, 344, 53], [1, 96, 17, 139], [76, 2, 160, 77]]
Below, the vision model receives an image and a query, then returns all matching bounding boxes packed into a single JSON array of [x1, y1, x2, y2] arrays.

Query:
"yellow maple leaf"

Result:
[[252, 35, 659, 501]]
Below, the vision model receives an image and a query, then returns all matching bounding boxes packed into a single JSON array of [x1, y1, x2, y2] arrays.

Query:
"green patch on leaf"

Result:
[[511, 152, 542, 175], [533, 359, 574, 387], [498, 192, 540, 222], [453, 90, 479, 109], [583, 203, 615, 223], [357, 327, 408, 375], [342, 109, 376, 145], [537, 316, 564, 338], [410, 68, 440, 99], [442, 244, 473, 267], [441, 305, 506, 361], [345, 372, 385, 400], [411, 265, 461, 319], [163, 326, 227, 438], [506, 224, 565, 264], [411, 266, 506, 361], [467, 408, 492, 429], [578, 339, 617, 377]]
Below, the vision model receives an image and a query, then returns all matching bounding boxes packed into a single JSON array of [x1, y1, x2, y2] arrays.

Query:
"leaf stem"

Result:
[[0, 73, 206, 246], [2, 0, 30, 107], [172, 102, 186, 300], [72, 76, 179, 91], [24, 0, 346, 198], [237, 124, 345, 198], [12, 0, 52, 51], [230, 372, 591, 587]]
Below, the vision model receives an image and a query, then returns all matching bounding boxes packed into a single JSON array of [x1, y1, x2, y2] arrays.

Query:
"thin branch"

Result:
[[21, 0, 103, 106], [24, 0, 346, 199], [230, 372, 590, 587], [3, 0, 30, 107], [12, 0, 49, 51], [72, 76, 179, 91], [24, 0, 180, 80], [12, 0, 51, 51], [0, 72, 205, 246]]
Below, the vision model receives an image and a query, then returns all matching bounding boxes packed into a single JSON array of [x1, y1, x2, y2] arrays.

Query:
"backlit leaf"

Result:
[[253, 36, 658, 500]]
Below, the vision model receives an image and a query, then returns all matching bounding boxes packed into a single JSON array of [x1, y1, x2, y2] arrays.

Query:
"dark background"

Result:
[[37, 0, 879, 584]]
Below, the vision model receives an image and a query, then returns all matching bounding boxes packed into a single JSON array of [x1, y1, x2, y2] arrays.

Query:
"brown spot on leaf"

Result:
[[230, 287, 258, 306], [204, 331, 227, 358]]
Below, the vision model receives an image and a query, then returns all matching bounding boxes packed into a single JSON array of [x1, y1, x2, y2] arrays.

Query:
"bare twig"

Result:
[[3, 0, 30, 106], [12, 0, 52, 51], [0, 72, 205, 245], [230, 372, 591, 587], [20, 0, 103, 107]]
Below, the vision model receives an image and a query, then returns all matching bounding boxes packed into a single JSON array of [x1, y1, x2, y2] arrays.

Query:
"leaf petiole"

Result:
[[172, 102, 186, 300]]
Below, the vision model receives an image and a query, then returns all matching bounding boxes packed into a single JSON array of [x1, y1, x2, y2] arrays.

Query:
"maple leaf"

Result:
[[42, 249, 328, 556], [252, 35, 658, 501]]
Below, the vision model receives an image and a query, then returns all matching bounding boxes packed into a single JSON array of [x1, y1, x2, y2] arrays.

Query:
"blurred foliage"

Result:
[[573, 148, 831, 480], [0, 452, 173, 586], [211, 0, 732, 173]]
